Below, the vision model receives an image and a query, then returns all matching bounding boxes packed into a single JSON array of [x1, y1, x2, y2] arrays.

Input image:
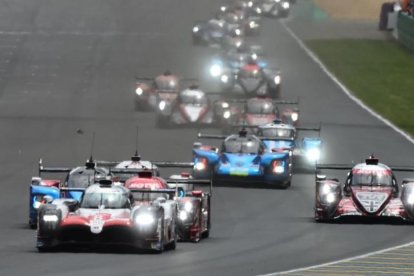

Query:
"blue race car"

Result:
[[256, 120, 322, 172], [192, 129, 292, 188], [29, 158, 110, 228]]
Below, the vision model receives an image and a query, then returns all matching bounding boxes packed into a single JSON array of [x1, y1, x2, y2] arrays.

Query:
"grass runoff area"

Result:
[[306, 39, 414, 136]]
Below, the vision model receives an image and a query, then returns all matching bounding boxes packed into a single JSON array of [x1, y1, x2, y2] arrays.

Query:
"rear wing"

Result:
[[38, 159, 71, 176], [197, 133, 227, 140], [227, 98, 299, 105], [152, 161, 194, 168], [166, 178, 212, 196]]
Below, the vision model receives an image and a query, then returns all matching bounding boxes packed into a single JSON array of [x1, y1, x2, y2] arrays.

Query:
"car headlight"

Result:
[[291, 112, 298, 122], [135, 213, 155, 225], [210, 64, 222, 77], [158, 100, 166, 111], [325, 193, 336, 204], [193, 26, 199, 33], [135, 87, 143, 96], [272, 160, 285, 174], [235, 41, 242, 48], [223, 110, 231, 119], [221, 102, 229, 108], [184, 201, 193, 212], [221, 74, 229, 83], [248, 1, 253, 7], [256, 7, 262, 14], [235, 29, 241, 36], [249, 21, 258, 29], [407, 193, 414, 204], [306, 148, 321, 162], [43, 214, 58, 222], [275, 0, 281, 2], [179, 210, 188, 221], [194, 161, 206, 171], [282, 1, 290, 9], [274, 75, 281, 85]]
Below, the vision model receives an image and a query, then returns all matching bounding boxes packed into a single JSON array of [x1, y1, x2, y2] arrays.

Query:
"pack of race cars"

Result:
[[30, 0, 414, 253]]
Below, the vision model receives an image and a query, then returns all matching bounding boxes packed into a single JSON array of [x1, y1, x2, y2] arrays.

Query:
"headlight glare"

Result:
[[136, 87, 143, 96], [210, 64, 222, 77], [135, 213, 155, 225], [274, 75, 281, 85], [158, 100, 166, 111], [306, 148, 320, 162]]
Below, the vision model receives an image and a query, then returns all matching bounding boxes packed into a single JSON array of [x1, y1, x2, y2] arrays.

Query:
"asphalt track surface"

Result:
[[0, 0, 413, 275]]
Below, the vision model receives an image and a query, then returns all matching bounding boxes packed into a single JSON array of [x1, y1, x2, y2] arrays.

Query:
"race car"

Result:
[[227, 97, 300, 129], [192, 16, 229, 46], [208, 45, 267, 79], [220, 27, 245, 51], [36, 179, 178, 252], [155, 85, 233, 127], [219, 58, 282, 98], [112, 162, 212, 243], [220, 6, 261, 36], [315, 156, 414, 222], [193, 129, 292, 188], [256, 120, 322, 171], [29, 157, 110, 228], [256, 0, 292, 18], [134, 71, 195, 111]]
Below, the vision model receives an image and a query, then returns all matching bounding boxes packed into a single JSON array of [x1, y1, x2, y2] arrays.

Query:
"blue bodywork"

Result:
[[193, 148, 291, 185]]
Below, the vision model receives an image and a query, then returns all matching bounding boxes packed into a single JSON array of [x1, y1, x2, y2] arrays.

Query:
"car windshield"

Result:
[[155, 78, 178, 91], [180, 91, 207, 104], [260, 128, 294, 139], [247, 99, 274, 114], [81, 192, 130, 209], [351, 170, 392, 186], [67, 170, 105, 188], [224, 137, 261, 154], [239, 68, 261, 79], [132, 192, 170, 202]]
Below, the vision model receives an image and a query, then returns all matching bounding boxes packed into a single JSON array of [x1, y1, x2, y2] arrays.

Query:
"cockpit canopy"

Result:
[[258, 127, 295, 139], [179, 89, 207, 104], [246, 98, 275, 114], [67, 167, 108, 188], [223, 135, 263, 154], [80, 185, 130, 209], [351, 166, 393, 186]]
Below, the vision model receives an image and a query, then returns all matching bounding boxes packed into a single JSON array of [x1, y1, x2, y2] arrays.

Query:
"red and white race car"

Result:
[[315, 156, 414, 222]]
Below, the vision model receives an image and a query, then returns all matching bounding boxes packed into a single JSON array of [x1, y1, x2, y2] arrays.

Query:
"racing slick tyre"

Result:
[[155, 215, 165, 253]]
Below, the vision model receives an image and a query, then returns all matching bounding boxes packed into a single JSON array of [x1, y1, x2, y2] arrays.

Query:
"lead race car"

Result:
[[255, 0, 292, 18], [29, 157, 110, 228], [193, 128, 292, 188], [315, 156, 414, 222], [155, 85, 233, 127], [36, 179, 178, 252]]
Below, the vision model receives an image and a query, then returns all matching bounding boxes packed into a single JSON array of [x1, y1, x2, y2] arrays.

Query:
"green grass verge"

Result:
[[306, 39, 414, 136]]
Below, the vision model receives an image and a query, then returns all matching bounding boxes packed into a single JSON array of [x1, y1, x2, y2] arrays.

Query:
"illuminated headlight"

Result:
[[273, 166, 285, 174], [282, 1, 290, 9], [321, 184, 331, 195], [193, 26, 199, 33], [275, 0, 281, 2], [43, 214, 58, 222], [223, 110, 231, 119], [220, 6, 226, 12], [249, 21, 258, 29], [251, 53, 258, 60], [221, 102, 229, 108], [306, 148, 321, 162], [179, 210, 188, 221], [235, 29, 241, 36], [33, 201, 42, 209], [218, 22, 224, 28], [235, 41, 242, 48], [194, 162, 206, 171], [274, 75, 281, 85], [407, 194, 414, 204], [248, 1, 253, 7], [210, 64, 222, 77], [326, 193, 336, 204], [291, 112, 298, 122], [256, 7, 262, 14], [158, 100, 166, 111], [221, 74, 229, 83], [135, 213, 155, 225], [135, 87, 143, 96], [184, 201, 193, 212]]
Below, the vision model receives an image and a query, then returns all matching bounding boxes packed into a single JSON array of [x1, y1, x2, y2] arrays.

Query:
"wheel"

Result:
[[201, 230, 209, 239], [155, 219, 165, 253], [37, 245, 53, 253]]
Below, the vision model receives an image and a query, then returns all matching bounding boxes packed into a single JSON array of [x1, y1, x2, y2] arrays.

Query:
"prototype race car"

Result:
[[256, 0, 292, 18], [193, 129, 292, 188], [29, 158, 110, 228], [220, 58, 282, 98], [315, 156, 414, 222], [134, 71, 195, 111], [192, 16, 230, 46], [36, 179, 178, 252], [227, 97, 299, 128], [111, 162, 212, 243], [155, 86, 232, 127]]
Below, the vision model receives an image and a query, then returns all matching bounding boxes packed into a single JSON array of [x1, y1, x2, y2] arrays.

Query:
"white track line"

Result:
[[259, 19, 414, 276], [261, 241, 414, 275], [281, 21, 414, 145]]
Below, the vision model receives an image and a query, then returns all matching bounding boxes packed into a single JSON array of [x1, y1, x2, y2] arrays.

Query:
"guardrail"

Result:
[[397, 12, 414, 52]]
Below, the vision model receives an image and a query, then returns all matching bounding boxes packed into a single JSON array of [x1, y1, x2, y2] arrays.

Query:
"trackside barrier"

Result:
[[397, 12, 414, 52]]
